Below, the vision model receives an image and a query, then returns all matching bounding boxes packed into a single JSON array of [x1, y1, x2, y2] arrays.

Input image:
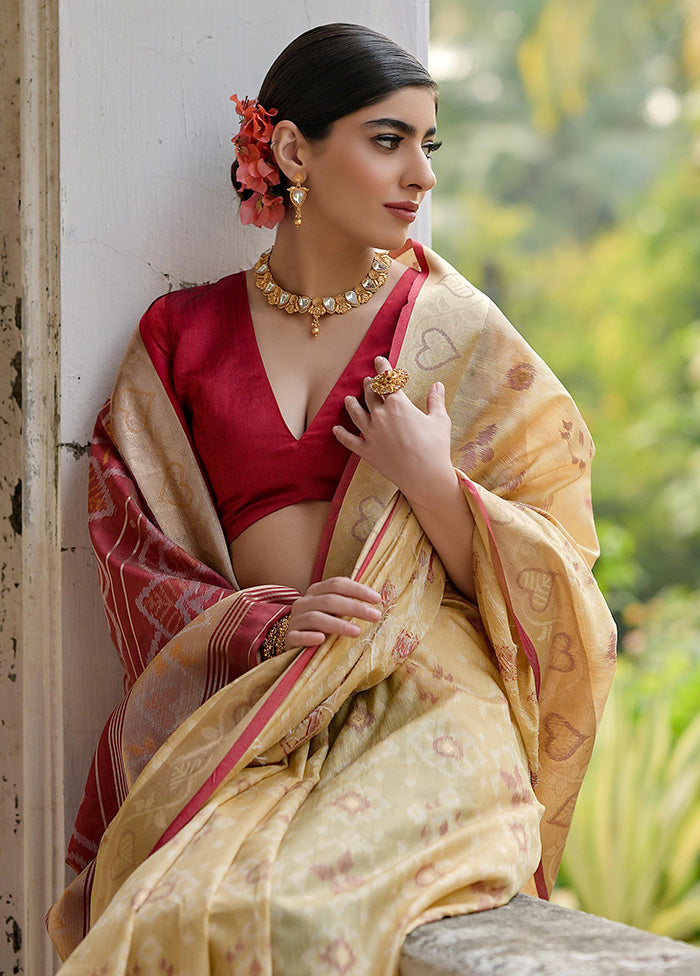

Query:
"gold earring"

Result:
[[288, 172, 309, 228]]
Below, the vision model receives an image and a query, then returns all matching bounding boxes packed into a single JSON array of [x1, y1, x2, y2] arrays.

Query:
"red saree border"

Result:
[[534, 861, 549, 900], [151, 493, 402, 856], [151, 642, 316, 854]]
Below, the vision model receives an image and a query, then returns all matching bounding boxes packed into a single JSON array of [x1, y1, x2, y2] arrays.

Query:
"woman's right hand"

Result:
[[285, 577, 383, 650]]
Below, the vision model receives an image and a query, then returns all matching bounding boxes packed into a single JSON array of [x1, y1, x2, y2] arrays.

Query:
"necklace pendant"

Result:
[[311, 314, 320, 338]]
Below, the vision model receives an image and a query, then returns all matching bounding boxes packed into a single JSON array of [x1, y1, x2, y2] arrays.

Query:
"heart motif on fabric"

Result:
[[157, 462, 194, 509], [113, 386, 155, 434], [546, 791, 578, 828], [516, 568, 556, 613], [351, 494, 386, 543], [550, 632, 575, 672], [542, 712, 590, 761], [414, 328, 460, 371]]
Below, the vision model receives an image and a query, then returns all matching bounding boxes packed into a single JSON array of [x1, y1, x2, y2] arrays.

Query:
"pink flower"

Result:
[[230, 93, 277, 143], [231, 93, 284, 228], [239, 192, 285, 229], [235, 145, 280, 194]]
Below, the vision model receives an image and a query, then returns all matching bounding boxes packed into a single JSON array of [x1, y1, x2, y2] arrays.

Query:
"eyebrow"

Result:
[[362, 118, 437, 138]]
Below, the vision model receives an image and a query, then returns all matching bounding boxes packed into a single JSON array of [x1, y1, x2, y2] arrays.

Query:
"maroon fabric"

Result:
[[139, 268, 418, 542], [67, 406, 298, 874]]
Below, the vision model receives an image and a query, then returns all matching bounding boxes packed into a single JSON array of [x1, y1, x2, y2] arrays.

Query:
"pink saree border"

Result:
[[150, 494, 402, 856]]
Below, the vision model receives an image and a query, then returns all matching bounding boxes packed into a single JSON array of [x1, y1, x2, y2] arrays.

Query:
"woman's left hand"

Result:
[[333, 356, 455, 506]]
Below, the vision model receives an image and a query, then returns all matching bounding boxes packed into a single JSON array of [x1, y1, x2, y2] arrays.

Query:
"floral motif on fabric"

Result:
[[507, 362, 537, 391]]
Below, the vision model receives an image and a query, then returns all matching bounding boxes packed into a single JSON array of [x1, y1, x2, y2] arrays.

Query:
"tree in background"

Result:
[[430, 0, 700, 941], [430, 0, 700, 614]]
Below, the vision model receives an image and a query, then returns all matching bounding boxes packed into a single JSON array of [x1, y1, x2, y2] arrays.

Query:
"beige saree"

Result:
[[49, 242, 616, 975]]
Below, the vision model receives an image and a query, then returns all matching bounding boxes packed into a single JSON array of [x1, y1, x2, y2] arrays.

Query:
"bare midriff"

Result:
[[229, 500, 331, 593]]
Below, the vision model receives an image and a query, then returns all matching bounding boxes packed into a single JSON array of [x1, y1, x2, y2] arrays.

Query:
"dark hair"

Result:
[[231, 23, 438, 204]]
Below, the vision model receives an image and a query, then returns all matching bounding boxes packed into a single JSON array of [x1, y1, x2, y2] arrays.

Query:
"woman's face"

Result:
[[301, 86, 439, 251]]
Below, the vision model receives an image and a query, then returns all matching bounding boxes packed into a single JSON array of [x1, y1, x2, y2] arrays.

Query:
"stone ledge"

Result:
[[400, 893, 700, 976]]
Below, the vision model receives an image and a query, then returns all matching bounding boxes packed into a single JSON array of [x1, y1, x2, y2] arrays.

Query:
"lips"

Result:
[[384, 202, 418, 222]]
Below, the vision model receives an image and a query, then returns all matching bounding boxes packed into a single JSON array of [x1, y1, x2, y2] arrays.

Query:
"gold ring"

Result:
[[369, 367, 409, 396]]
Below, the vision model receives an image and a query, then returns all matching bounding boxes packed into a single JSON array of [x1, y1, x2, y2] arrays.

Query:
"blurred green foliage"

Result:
[[558, 682, 700, 943], [430, 0, 700, 611], [430, 0, 700, 941]]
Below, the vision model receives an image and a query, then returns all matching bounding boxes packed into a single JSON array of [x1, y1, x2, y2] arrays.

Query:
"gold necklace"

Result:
[[253, 248, 392, 337]]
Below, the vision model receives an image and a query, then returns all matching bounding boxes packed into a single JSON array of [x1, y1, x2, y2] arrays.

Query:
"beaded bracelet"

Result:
[[259, 615, 290, 662]]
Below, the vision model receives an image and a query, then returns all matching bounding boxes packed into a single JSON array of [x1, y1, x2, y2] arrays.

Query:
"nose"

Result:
[[402, 146, 437, 193]]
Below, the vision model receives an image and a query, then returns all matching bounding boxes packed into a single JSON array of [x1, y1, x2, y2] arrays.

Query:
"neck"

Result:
[[268, 218, 378, 297]]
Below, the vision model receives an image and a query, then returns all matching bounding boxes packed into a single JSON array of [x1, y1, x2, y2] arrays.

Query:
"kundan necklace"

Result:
[[253, 248, 392, 337]]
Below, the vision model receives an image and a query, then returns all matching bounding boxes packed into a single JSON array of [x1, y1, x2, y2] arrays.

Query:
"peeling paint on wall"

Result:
[[60, 440, 90, 459], [10, 350, 20, 409], [8, 481, 20, 537], [0, 3, 24, 975], [4, 915, 21, 954]]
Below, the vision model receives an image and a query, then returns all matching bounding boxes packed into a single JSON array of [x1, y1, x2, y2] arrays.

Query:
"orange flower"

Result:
[[230, 93, 277, 144], [231, 93, 284, 228], [235, 143, 280, 194], [239, 191, 285, 229]]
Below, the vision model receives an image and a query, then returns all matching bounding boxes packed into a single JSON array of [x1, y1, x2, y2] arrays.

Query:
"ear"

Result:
[[271, 121, 310, 182]]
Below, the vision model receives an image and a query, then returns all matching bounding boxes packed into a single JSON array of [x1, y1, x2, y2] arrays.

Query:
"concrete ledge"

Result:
[[400, 894, 700, 976]]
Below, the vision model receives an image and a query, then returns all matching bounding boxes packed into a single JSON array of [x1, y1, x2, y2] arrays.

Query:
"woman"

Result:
[[48, 23, 616, 976]]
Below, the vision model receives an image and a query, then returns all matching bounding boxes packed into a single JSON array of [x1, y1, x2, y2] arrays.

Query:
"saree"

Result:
[[48, 241, 616, 975]]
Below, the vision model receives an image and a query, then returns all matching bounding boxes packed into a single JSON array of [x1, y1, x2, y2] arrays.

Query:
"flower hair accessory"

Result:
[[230, 93, 285, 229]]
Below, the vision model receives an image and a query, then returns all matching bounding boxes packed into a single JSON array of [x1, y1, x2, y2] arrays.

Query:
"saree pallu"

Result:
[[48, 242, 616, 975]]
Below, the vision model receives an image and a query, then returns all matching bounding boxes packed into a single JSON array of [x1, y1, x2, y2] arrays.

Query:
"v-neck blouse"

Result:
[[139, 266, 418, 544]]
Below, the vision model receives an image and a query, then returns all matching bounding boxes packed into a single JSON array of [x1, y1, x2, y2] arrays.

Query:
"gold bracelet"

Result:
[[259, 615, 290, 662]]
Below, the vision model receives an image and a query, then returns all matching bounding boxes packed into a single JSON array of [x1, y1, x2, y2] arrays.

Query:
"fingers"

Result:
[[287, 578, 383, 648], [333, 423, 365, 453], [286, 610, 375, 647], [426, 380, 446, 414], [374, 355, 391, 372], [343, 394, 370, 432], [362, 375, 385, 409], [306, 577, 382, 602]]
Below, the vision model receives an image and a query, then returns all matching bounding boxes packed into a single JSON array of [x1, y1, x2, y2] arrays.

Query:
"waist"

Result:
[[229, 500, 332, 592]]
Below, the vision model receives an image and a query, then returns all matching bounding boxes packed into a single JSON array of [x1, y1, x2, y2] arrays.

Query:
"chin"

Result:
[[366, 226, 411, 253]]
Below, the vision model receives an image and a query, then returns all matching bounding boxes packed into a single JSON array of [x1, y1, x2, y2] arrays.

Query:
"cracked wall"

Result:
[[0, 3, 23, 975]]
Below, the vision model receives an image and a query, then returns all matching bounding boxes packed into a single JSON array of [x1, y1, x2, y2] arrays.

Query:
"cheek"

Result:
[[323, 146, 386, 200]]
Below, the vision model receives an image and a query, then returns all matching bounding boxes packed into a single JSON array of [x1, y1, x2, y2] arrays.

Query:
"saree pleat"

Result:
[[49, 242, 615, 974]]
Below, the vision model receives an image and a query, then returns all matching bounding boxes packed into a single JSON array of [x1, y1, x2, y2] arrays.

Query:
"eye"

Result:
[[422, 140, 443, 158], [373, 134, 403, 151]]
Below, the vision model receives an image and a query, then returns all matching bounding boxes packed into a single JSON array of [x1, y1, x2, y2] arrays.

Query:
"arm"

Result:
[[401, 463, 476, 602]]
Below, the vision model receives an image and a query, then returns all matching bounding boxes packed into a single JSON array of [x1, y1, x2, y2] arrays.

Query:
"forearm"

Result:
[[403, 464, 476, 602]]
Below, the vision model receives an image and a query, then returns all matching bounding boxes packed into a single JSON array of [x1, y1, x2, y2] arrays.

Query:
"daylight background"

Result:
[[429, 0, 700, 942]]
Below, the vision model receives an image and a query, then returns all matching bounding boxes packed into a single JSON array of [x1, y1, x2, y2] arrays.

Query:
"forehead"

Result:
[[340, 87, 437, 131]]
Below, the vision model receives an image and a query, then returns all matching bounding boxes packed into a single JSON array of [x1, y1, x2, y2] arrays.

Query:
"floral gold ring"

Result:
[[369, 367, 409, 396]]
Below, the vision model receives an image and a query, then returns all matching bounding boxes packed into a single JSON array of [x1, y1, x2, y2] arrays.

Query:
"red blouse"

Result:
[[140, 267, 418, 543]]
